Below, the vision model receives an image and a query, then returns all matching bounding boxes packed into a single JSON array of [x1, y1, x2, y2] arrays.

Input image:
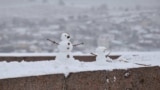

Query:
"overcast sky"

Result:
[[0, 0, 159, 8]]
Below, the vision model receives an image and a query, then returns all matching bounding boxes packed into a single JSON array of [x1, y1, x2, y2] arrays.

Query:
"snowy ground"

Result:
[[0, 52, 160, 79]]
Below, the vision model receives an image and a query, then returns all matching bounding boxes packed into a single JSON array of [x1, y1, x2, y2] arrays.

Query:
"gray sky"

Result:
[[0, 0, 159, 8]]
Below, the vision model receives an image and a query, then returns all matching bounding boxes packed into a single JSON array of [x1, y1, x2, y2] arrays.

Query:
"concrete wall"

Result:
[[0, 55, 120, 62], [0, 66, 160, 90]]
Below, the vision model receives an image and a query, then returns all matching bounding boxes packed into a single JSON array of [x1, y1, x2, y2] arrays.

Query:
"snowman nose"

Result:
[[67, 36, 70, 39]]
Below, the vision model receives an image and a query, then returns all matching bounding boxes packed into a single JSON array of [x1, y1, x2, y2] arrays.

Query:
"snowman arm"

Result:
[[47, 39, 59, 45], [90, 52, 97, 56], [73, 42, 84, 47], [105, 50, 111, 58]]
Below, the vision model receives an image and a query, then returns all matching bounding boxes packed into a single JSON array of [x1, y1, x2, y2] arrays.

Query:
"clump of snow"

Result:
[[0, 52, 160, 79], [124, 72, 130, 78], [113, 76, 116, 82], [53, 52, 82, 74], [106, 78, 110, 83]]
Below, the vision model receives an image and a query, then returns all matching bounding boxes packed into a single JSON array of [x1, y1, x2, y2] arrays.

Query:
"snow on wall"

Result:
[[0, 52, 160, 79]]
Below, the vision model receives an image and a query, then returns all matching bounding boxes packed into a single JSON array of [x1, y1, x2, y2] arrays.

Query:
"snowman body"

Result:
[[95, 47, 107, 64], [58, 40, 73, 53]]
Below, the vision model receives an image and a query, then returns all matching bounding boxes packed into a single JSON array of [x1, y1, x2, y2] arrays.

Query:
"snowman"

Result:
[[57, 33, 73, 60], [47, 33, 83, 62], [91, 46, 112, 64]]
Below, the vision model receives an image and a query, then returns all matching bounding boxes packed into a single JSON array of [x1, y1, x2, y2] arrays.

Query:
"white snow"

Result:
[[106, 78, 110, 83], [124, 72, 130, 77], [95, 46, 112, 64], [0, 52, 160, 79], [113, 76, 116, 82], [58, 33, 73, 52]]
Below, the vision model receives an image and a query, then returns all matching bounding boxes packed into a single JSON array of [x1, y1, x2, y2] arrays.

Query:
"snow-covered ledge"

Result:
[[0, 52, 160, 79]]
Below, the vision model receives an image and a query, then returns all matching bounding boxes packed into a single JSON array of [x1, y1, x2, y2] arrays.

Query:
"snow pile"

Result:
[[0, 52, 160, 79]]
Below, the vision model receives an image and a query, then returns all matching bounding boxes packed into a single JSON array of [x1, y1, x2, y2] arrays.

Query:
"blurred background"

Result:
[[0, 0, 160, 53]]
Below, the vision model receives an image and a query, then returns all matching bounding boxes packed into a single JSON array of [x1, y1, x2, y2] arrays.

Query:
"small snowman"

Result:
[[47, 33, 83, 62], [91, 46, 112, 64], [57, 33, 73, 60]]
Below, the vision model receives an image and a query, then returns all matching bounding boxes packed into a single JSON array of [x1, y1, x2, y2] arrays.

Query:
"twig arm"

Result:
[[106, 50, 111, 58], [73, 42, 84, 47], [47, 39, 59, 45], [90, 52, 97, 56]]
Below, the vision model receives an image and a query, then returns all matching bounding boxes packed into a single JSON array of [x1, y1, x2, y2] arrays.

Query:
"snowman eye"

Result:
[[67, 36, 70, 39]]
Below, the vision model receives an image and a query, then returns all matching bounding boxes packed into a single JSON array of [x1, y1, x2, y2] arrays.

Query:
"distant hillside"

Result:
[[0, 0, 160, 53]]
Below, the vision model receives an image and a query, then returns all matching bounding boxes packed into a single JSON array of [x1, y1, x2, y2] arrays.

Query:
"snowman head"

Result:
[[61, 33, 71, 41], [96, 46, 107, 54]]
